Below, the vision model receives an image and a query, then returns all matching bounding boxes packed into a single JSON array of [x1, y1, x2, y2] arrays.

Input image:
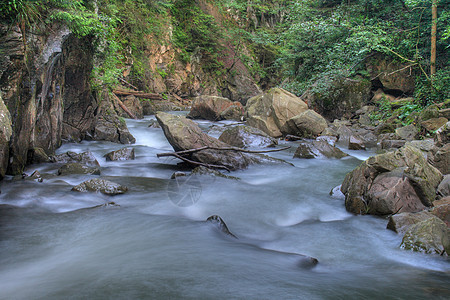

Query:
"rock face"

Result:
[[218, 125, 278, 148], [0, 93, 12, 179], [187, 95, 244, 121], [104, 148, 135, 161], [341, 145, 443, 215], [156, 112, 281, 170], [72, 178, 128, 195], [400, 217, 450, 255], [301, 76, 371, 121], [293, 140, 348, 159], [245, 88, 308, 137], [283, 109, 328, 137]]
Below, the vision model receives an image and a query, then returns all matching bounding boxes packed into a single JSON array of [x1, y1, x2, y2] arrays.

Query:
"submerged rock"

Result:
[[206, 215, 238, 238], [58, 163, 101, 176], [293, 140, 348, 159], [400, 216, 450, 255], [52, 151, 100, 167], [192, 166, 240, 180], [72, 178, 128, 195], [104, 147, 135, 161], [218, 125, 278, 148]]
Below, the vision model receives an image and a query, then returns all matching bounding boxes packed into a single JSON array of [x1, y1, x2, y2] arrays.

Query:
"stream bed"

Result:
[[0, 115, 449, 299]]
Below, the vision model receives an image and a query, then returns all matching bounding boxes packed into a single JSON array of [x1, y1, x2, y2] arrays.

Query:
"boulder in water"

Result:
[[387, 211, 435, 234], [52, 151, 100, 167], [104, 147, 135, 161], [72, 178, 128, 195], [218, 125, 278, 148], [58, 163, 101, 176], [283, 109, 328, 137], [206, 215, 237, 238], [293, 140, 348, 159]]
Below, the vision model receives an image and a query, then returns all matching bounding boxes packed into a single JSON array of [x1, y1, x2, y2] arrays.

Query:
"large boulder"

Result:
[[429, 143, 450, 175], [293, 140, 348, 159], [187, 95, 244, 121], [72, 178, 128, 195], [301, 76, 371, 121], [342, 145, 443, 215], [115, 95, 144, 119], [387, 211, 435, 234], [218, 125, 278, 148], [283, 109, 327, 137], [0, 93, 12, 179], [430, 197, 450, 227], [245, 88, 308, 138], [400, 216, 450, 255], [156, 112, 281, 170]]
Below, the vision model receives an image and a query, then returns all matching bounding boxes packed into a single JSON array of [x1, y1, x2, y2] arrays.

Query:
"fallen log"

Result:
[[157, 145, 290, 158], [113, 88, 163, 100]]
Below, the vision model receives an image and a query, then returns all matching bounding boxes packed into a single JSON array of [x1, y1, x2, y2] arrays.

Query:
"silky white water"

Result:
[[0, 115, 448, 299]]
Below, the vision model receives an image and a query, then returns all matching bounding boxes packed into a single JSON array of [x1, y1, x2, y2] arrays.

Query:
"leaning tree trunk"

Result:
[[430, 0, 437, 76]]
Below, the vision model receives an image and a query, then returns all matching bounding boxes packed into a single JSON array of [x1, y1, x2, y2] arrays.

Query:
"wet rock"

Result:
[[171, 171, 187, 179], [156, 112, 283, 170], [148, 119, 161, 128], [218, 125, 278, 148], [330, 185, 345, 199], [400, 216, 450, 255], [27, 147, 51, 164], [387, 211, 435, 234], [316, 135, 337, 146], [104, 147, 135, 161], [72, 178, 128, 195], [29, 170, 43, 182], [58, 163, 101, 176], [206, 215, 237, 238], [246, 88, 308, 137], [342, 145, 443, 215], [192, 166, 240, 180], [430, 197, 450, 227], [395, 124, 418, 141], [283, 109, 328, 137], [187, 95, 244, 121], [52, 151, 100, 167], [293, 140, 348, 159], [406, 139, 436, 153], [437, 175, 450, 199], [141, 99, 187, 115], [421, 117, 448, 133], [0, 94, 12, 179]]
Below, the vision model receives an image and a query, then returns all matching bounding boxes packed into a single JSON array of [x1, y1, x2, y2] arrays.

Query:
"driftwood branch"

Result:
[[113, 88, 163, 100], [157, 146, 291, 158], [112, 93, 137, 119], [119, 78, 138, 90], [166, 152, 231, 171]]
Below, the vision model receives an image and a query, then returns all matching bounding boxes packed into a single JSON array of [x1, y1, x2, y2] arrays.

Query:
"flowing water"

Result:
[[0, 114, 449, 299]]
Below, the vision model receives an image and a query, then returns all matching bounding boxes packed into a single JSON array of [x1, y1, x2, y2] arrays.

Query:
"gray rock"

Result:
[[52, 151, 100, 167], [104, 147, 135, 161], [437, 175, 450, 199], [188, 95, 244, 121], [72, 178, 128, 195], [430, 197, 450, 227], [387, 211, 435, 234], [395, 124, 418, 141], [400, 216, 450, 255], [58, 163, 101, 176], [381, 140, 406, 150], [316, 135, 337, 146], [283, 109, 328, 137], [349, 135, 366, 150], [218, 125, 278, 148], [0, 93, 12, 179]]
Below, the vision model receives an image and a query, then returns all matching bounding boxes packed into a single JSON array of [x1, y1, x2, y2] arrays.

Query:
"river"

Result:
[[0, 114, 449, 299]]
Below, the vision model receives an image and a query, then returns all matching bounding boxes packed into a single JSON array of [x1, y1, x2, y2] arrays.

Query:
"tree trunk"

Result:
[[430, 0, 437, 76]]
